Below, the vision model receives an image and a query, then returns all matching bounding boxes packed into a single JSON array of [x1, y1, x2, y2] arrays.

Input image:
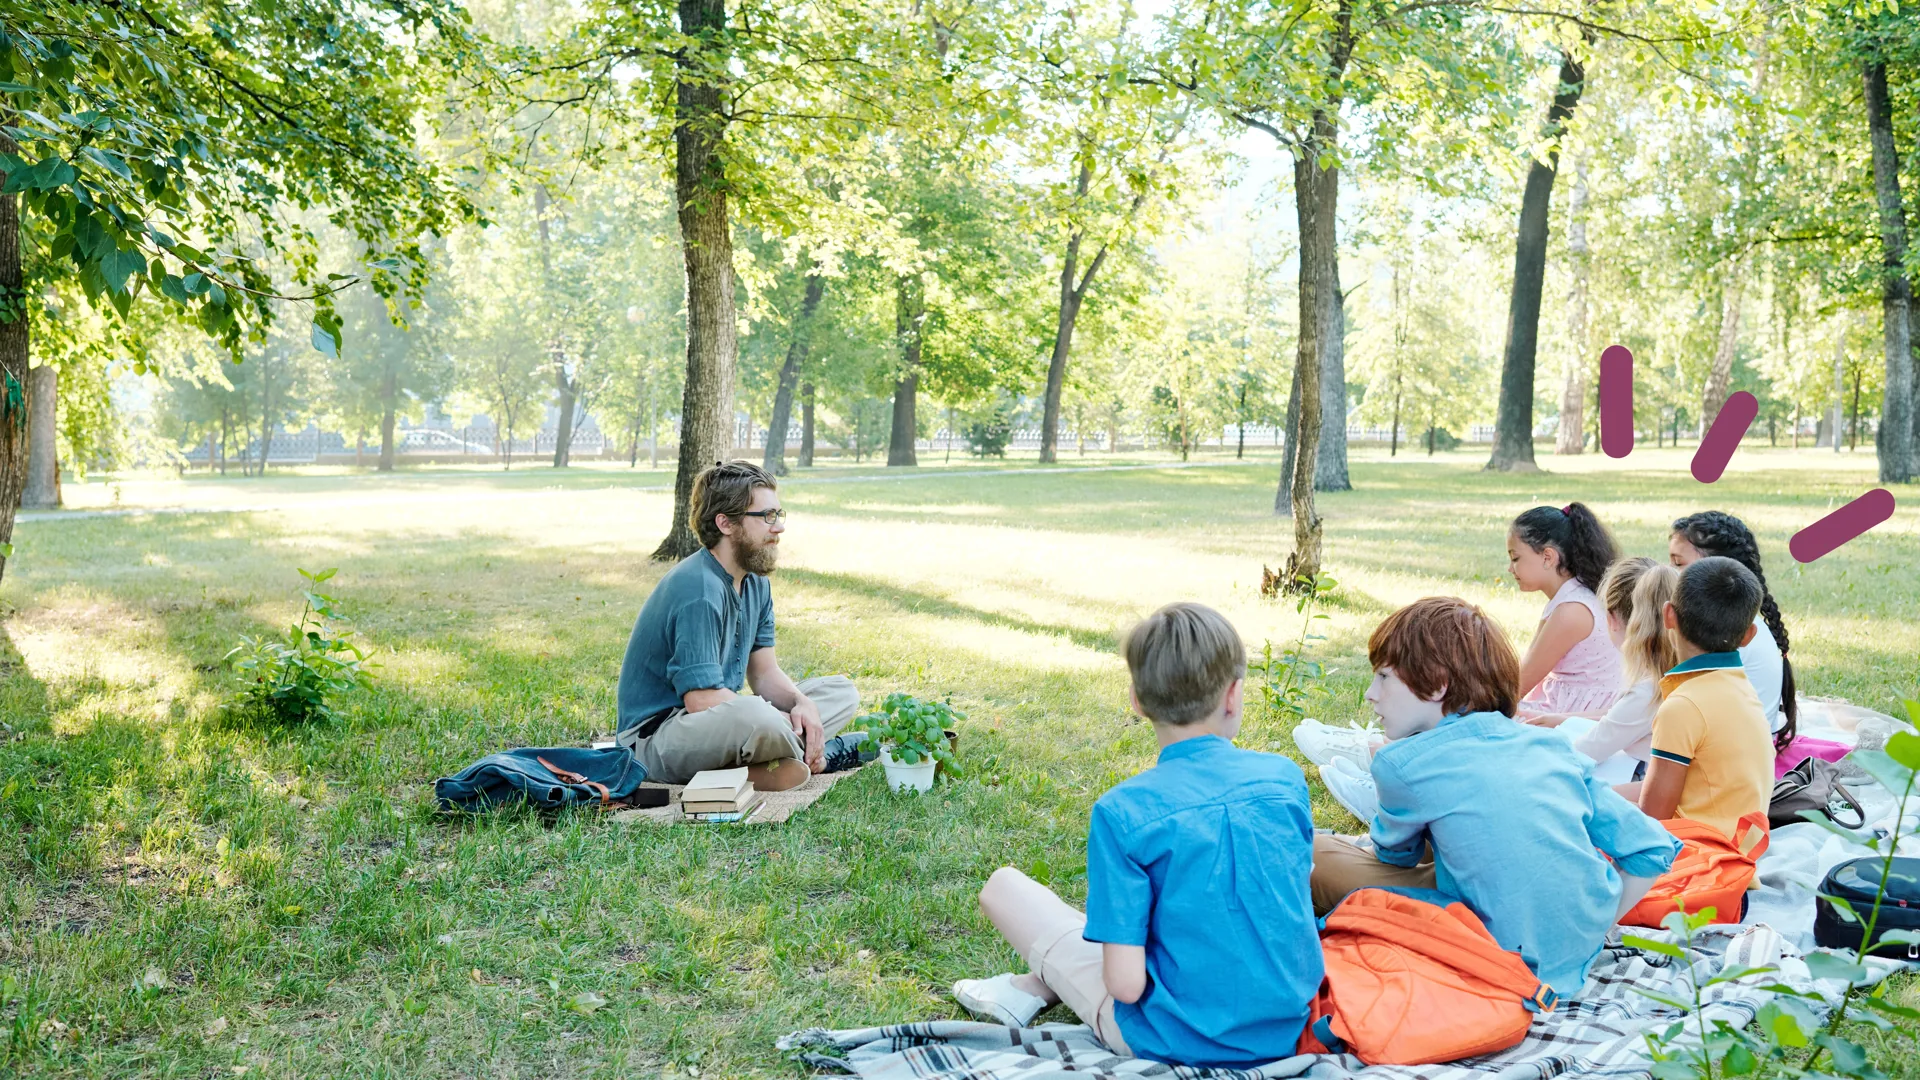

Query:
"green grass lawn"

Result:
[[4, 446, 1917, 1077]]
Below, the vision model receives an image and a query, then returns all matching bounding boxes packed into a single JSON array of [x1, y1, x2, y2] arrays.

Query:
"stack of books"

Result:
[[680, 767, 761, 823]]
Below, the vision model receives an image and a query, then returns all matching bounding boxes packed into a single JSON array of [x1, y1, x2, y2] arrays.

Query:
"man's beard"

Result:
[[737, 534, 780, 575]]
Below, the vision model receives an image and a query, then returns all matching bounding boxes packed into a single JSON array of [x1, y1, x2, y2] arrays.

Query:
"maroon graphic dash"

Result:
[[1691, 391, 1758, 484], [1599, 345, 1634, 459], [1789, 489, 1897, 563]]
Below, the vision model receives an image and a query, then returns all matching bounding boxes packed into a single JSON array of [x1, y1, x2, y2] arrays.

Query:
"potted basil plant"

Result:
[[853, 693, 964, 793]]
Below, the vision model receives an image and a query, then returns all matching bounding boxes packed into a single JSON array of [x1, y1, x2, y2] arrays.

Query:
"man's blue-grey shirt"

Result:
[[616, 548, 775, 735]]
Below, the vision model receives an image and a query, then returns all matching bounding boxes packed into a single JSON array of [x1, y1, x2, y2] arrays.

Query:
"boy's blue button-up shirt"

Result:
[[1083, 735, 1322, 1068], [1370, 711, 1682, 995]]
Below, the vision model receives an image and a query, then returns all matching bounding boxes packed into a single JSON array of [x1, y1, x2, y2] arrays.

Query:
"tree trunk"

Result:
[[500, 394, 516, 470], [0, 185, 29, 582], [1488, 47, 1589, 473], [1557, 158, 1590, 455], [535, 185, 579, 471], [1864, 59, 1915, 482], [23, 362, 59, 508], [1390, 382, 1401, 458], [1850, 364, 1864, 451], [654, 0, 740, 560], [1275, 208, 1349, 506], [1830, 321, 1845, 453], [551, 353, 578, 468], [1276, 358, 1303, 513], [1041, 182, 1087, 466], [1702, 258, 1746, 427], [1280, 115, 1340, 588], [799, 381, 815, 466], [378, 368, 398, 472], [1314, 259, 1350, 491], [1236, 382, 1248, 459], [888, 275, 922, 467], [1911, 286, 1920, 462], [257, 355, 275, 475], [764, 273, 825, 476], [1390, 260, 1405, 458]]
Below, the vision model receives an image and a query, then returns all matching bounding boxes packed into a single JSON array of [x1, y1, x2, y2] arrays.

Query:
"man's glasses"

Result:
[[739, 508, 788, 526]]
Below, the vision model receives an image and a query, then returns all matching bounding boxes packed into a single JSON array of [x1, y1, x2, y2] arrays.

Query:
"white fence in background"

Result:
[[183, 423, 608, 463]]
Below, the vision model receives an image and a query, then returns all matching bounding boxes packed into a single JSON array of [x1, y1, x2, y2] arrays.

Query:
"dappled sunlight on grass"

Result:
[[4, 450, 1917, 1075]]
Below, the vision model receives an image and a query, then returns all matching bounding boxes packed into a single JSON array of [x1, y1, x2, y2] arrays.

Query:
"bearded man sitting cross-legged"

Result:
[[614, 460, 868, 791]]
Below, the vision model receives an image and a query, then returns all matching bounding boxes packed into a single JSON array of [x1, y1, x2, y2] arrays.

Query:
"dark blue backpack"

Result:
[[433, 747, 663, 812]]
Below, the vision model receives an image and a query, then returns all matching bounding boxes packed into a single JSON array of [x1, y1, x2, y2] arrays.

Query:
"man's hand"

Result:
[[788, 694, 826, 772]]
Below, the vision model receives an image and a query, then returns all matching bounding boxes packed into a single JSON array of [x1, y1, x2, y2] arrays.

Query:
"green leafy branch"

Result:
[[1253, 573, 1339, 719]]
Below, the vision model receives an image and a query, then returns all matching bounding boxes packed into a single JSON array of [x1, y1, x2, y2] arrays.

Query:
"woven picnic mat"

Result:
[[611, 764, 866, 826]]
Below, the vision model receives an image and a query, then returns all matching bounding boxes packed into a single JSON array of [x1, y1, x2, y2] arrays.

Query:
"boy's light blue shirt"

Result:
[[1370, 711, 1681, 996], [1083, 735, 1322, 1068]]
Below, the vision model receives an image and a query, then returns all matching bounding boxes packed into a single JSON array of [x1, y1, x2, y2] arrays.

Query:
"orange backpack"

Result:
[[1621, 811, 1770, 928], [1297, 889, 1556, 1065]]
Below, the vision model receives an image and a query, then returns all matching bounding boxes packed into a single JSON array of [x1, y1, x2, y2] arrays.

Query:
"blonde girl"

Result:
[[1528, 558, 1679, 770]]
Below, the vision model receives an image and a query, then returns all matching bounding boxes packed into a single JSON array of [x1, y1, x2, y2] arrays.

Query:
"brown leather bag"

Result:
[[1769, 757, 1866, 831]]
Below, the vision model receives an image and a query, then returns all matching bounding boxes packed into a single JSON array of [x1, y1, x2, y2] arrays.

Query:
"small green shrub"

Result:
[[225, 567, 372, 725], [1254, 573, 1338, 719], [853, 693, 963, 776]]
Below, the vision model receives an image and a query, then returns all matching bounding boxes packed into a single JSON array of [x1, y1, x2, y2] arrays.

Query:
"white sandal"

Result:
[[952, 973, 1048, 1026]]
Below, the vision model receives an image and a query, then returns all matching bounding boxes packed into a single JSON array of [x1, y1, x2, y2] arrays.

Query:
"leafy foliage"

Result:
[[0, 2, 477, 355], [964, 406, 1013, 458], [853, 692, 963, 775], [225, 568, 372, 725]]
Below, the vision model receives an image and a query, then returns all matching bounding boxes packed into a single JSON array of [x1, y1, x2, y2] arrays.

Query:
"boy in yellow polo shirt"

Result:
[[1631, 556, 1774, 835]]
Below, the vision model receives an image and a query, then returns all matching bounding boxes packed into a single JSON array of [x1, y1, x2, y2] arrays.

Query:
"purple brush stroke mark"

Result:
[[1691, 391, 1758, 484], [1600, 345, 1633, 459], [1790, 489, 1897, 563]]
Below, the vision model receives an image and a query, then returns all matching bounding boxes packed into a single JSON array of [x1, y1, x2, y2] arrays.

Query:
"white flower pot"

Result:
[[879, 746, 937, 793]]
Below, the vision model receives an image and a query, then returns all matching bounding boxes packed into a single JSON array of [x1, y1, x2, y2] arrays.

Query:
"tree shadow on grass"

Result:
[[0, 621, 49, 731], [780, 567, 1122, 655]]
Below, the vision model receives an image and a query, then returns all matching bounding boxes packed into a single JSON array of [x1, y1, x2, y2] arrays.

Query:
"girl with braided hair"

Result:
[[1669, 511, 1797, 752]]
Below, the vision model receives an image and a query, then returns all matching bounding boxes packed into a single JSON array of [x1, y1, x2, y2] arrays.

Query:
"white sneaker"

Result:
[[1293, 718, 1381, 770], [952, 973, 1047, 1027], [1321, 757, 1380, 824]]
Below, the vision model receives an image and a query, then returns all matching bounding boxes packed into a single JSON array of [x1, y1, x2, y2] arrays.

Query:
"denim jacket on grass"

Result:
[[433, 746, 650, 811]]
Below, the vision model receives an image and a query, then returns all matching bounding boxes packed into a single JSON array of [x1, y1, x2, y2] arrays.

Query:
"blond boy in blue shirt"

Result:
[[951, 603, 1322, 1067]]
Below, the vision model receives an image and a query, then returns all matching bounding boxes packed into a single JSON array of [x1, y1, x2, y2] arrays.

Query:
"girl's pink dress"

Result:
[[1529, 579, 1623, 714]]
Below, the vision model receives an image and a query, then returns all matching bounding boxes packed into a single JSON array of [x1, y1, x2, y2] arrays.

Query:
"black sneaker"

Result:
[[821, 732, 878, 774]]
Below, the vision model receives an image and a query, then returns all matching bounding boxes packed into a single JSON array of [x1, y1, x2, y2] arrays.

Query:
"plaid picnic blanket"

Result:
[[778, 923, 1840, 1080]]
